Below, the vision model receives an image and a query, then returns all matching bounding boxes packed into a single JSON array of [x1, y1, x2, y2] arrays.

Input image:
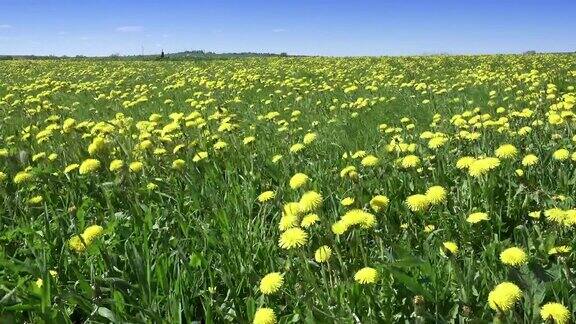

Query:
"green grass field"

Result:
[[1, 54, 575, 323]]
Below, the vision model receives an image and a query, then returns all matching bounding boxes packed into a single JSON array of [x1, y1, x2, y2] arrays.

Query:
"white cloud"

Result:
[[0, 24, 13, 29], [116, 26, 144, 33], [272, 28, 286, 33]]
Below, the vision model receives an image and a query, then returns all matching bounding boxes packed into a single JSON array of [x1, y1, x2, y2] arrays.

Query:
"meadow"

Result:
[[0, 54, 575, 323]]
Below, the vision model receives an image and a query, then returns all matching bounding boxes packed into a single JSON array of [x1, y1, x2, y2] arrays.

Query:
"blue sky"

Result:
[[0, 0, 575, 56]]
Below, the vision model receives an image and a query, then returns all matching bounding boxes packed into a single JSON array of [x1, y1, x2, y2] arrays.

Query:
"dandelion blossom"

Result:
[[79, 159, 101, 175], [279, 214, 299, 231], [467, 212, 489, 224], [68, 225, 104, 253], [495, 144, 517, 159], [299, 191, 322, 212], [369, 195, 390, 212], [405, 194, 430, 212], [289, 143, 305, 153], [257, 191, 275, 202], [303, 132, 317, 144], [442, 241, 459, 256], [340, 165, 357, 178], [488, 282, 522, 312], [425, 186, 447, 205], [301, 213, 320, 228], [468, 157, 500, 177], [540, 302, 570, 324], [253, 307, 276, 324], [341, 197, 355, 206], [331, 221, 348, 235], [400, 155, 420, 168], [553, 149, 570, 161], [548, 246, 571, 255], [314, 245, 332, 263], [259, 272, 284, 295], [456, 156, 476, 169], [109, 159, 124, 172], [428, 136, 448, 149], [171, 159, 186, 170], [522, 154, 538, 166], [500, 247, 527, 266], [192, 151, 208, 162], [278, 228, 308, 249], [129, 161, 143, 173], [361, 155, 379, 166], [289, 173, 308, 189], [64, 164, 79, 174], [354, 267, 378, 284]]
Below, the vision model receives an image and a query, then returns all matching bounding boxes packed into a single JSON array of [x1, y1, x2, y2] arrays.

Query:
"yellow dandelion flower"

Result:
[[129, 161, 143, 173], [259, 272, 284, 295], [83, 225, 104, 241], [64, 164, 79, 174], [253, 307, 276, 324], [528, 211, 541, 219], [468, 157, 500, 177], [456, 156, 476, 169], [243, 136, 256, 145], [500, 247, 527, 266], [340, 165, 357, 178], [279, 214, 299, 231], [301, 213, 320, 228], [271, 154, 283, 163], [428, 136, 448, 149], [405, 194, 430, 212], [521, 154, 538, 166], [442, 241, 459, 255], [425, 186, 447, 205], [553, 149, 570, 161], [79, 159, 101, 175], [213, 140, 228, 150], [303, 132, 317, 144], [278, 227, 308, 249], [299, 191, 322, 212], [467, 212, 489, 223], [540, 302, 570, 324], [283, 202, 302, 217], [109, 159, 124, 172], [257, 191, 275, 202], [314, 245, 332, 263], [172, 159, 185, 170], [331, 221, 348, 235], [289, 143, 305, 153], [548, 246, 571, 255], [14, 171, 33, 184], [369, 195, 389, 212], [361, 155, 379, 166], [27, 195, 43, 205], [424, 224, 435, 233], [146, 182, 158, 191], [400, 155, 420, 168], [488, 282, 522, 312], [341, 197, 355, 206], [495, 144, 517, 159], [354, 267, 378, 284], [192, 151, 208, 162], [545, 208, 566, 223], [289, 173, 309, 189]]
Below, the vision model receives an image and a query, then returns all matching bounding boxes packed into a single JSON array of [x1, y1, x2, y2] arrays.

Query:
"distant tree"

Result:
[[523, 50, 537, 55]]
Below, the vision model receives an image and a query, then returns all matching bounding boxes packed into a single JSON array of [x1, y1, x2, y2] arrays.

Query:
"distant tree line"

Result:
[[0, 50, 292, 61]]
